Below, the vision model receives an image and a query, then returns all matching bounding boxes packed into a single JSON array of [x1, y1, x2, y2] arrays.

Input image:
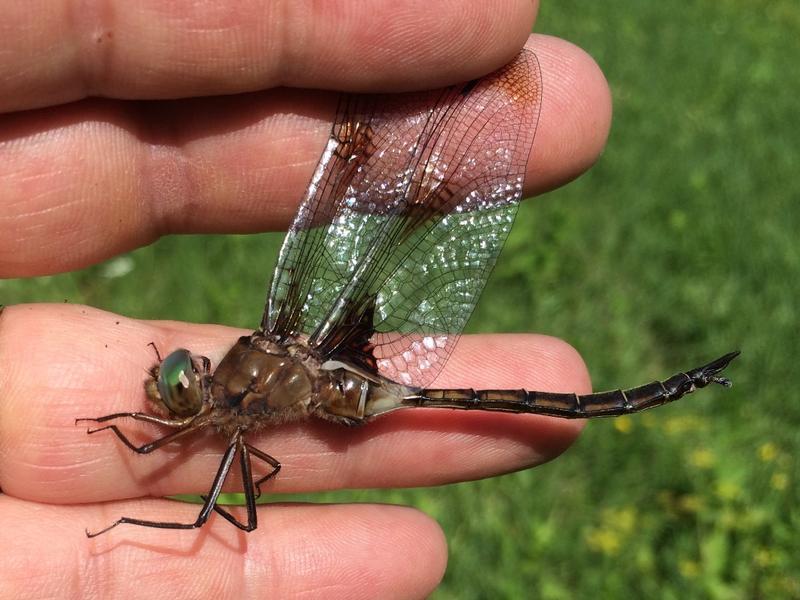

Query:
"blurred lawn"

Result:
[[3, 1, 799, 598]]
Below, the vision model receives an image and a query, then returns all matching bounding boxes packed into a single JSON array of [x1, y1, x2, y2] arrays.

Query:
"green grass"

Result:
[[3, 1, 799, 597]]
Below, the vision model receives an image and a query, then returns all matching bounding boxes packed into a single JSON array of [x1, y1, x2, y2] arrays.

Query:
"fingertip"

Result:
[[348, 504, 448, 596], [527, 35, 613, 193], [0, 498, 450, 599]]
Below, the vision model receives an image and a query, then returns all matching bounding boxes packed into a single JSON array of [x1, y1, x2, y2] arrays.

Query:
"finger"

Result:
[[0, 35, 612, 277], [0, 495, 446, 599], [1, 0, 537, 112], [0, 304, 589, 504]]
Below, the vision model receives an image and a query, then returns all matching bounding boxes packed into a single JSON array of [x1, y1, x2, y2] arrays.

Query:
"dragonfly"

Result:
[[77, 48, 739, 537]]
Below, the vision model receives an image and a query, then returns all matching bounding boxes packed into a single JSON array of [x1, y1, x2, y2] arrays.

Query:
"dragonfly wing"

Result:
[[265, 49, 542, 387]]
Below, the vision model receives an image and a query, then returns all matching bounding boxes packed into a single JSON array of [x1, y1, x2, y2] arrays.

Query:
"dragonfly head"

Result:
[[146, 348, 206, 418]]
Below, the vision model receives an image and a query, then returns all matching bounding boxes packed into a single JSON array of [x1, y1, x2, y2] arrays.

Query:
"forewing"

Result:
[[265, 49, 541, 387]]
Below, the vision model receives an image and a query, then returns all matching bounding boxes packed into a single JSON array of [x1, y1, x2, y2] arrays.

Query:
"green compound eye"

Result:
[[157, 349, 203, 417]]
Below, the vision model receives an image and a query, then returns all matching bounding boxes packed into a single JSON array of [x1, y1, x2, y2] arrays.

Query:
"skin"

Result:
[[0, 1, 612, 598]]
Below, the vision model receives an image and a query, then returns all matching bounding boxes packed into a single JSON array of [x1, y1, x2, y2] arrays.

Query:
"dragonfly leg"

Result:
[[76, 412, 193, 428], [204, 436, 259, 531], [86, 430, 241, 537], [82, 418, 207, 454], [246, 443, 281, 499], [147, 341, 163, 362]]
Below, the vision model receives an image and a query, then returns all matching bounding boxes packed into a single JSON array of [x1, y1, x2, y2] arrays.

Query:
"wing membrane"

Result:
[[265, 49, 542, 386]]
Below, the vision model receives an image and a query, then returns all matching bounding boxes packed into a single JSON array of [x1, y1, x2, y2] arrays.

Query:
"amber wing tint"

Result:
[[265, 50, 542, 386]]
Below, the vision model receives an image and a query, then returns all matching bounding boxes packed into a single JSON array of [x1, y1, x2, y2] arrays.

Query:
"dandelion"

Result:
[[758, 442, 778, 462], [677, 494, 706, 513], [771, 472, 788, 491], [715, 480, 742, 501], [585, 506, 638, 556], [689, 447, 716, 469], [754, 547, 775, 567], [614, 416, 633, 434], [679, 559, 700, 578], [613, 506, 637, 533], [585, 528, 621, 556]]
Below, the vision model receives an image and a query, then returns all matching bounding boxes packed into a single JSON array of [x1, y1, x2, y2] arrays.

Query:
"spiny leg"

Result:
[[247, 444, 281, 499], [205, 437, 259, 532], [147, 341, 163, 362], [76, 412, 194, 428], [86, 431, 241, 537], [81, 419, 207, 454], [203, 442, 280, 529]]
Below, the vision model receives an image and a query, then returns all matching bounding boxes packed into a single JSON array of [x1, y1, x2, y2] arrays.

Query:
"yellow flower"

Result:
[[771, 472, 788, 491], [616, 506, 636, 533], [586, 506, 638, 556], [754, 547, 775, 567], [679, 560, 700, 578], [715, 480, 742, 501], [758, 442, 778, 462], [614, 416, 633, 434], [586, 528, 621, 556], [677, 494, 706, 513], [689, 447, 716, 469]]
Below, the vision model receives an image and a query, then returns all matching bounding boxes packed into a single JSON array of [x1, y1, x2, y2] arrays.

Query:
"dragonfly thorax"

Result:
[[209, 336, 314, 425]]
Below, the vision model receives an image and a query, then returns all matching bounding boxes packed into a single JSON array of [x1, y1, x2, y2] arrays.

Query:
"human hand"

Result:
[[0, 2, 611, 598]]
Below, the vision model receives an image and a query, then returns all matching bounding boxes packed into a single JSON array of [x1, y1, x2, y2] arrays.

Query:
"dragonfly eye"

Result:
[[156, 349, 203, 417]]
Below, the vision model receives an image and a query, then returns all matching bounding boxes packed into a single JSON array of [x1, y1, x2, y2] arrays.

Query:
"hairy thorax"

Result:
[[207, 334, 414, 435]]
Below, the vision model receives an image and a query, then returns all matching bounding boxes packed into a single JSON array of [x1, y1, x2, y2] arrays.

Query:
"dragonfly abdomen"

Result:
[[405, 351, 739, 419]]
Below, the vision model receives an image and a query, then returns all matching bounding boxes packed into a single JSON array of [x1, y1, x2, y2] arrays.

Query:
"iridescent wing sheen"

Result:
[[264, 49, 542, 387]]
